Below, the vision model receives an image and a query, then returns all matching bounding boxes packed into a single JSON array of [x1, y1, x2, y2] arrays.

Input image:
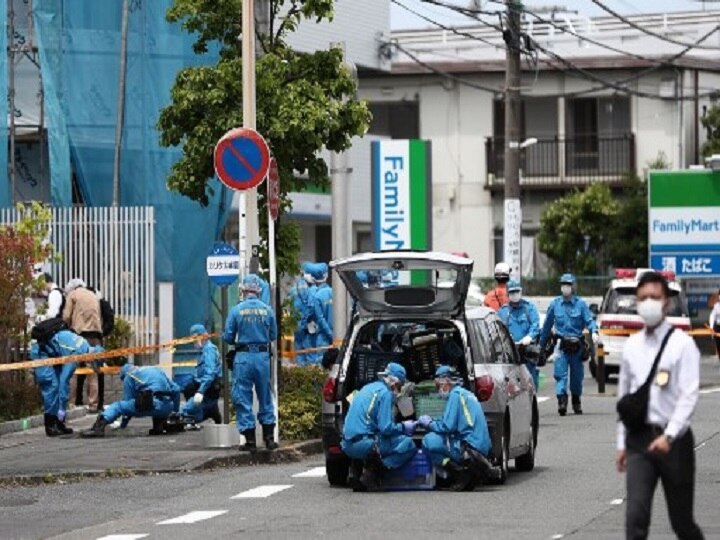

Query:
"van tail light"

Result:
[[327, 445, 342, 455], [323, 376, 337, 403], [475, 375, 494, 402], [600, 319, 644, 330]]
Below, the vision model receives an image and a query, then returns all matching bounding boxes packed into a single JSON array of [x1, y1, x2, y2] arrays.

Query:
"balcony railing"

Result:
[[485, 134, 635, 188]]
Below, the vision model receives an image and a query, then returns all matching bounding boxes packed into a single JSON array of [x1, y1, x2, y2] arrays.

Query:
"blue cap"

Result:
[[507, 279, 522, 292], [189, 323, 208, 336], [119, 363, 135, 380], [301, 261, 312, 273], [378, 362, 407, 384], [242, 274, 262, 294], [434, 365, 458, 379], [310, 262, 329, 281], [559, 273, 576, 284]]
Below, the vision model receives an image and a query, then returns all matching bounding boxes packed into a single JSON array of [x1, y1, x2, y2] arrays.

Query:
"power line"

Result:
[[590, 0, 720, 50]]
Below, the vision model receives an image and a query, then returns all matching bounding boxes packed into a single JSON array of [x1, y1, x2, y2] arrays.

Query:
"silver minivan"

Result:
[[321, 251, 538, 487]]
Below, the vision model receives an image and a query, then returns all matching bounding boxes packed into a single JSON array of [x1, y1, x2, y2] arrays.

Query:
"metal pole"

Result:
[[503, 0, 522, 278], [242, 0, 259, 270], [220, 285, 230, 421], [8, 0, 16, 203], [596, 342, 605, 394], [112, 0, 129, 207]]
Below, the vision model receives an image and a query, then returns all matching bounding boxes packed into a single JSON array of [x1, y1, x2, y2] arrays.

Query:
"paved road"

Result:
[[1, 369, 719, 539]]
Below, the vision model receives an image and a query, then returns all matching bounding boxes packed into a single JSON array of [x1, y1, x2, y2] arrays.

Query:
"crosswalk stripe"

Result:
[[292, 466, 326, 478], [537, 397, 550, 403], [96, 536, 148, 540], [157, 510, 228, 525], [231, 484, 294, 499]]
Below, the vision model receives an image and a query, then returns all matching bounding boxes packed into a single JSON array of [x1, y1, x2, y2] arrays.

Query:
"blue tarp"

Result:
[[31, 0, 232, 336]]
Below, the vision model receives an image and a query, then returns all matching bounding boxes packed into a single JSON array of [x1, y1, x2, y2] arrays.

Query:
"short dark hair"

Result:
[[637, 271, 670, 298], [42, 272, 53, 283]]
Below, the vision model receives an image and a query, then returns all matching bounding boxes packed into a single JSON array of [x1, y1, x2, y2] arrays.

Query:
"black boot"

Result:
[[239, 429, 257, 453], [557, 394, 568, 416], [148, 417, 167, 436], [572, 395, 583, 415], [81, 414, 109, 438], [44, 414, 63, 437], [56, 418, 74, 435], [442, 459, 472, 491], [463, 446, 502, 483], [208, 404, 222, 425], [262, 424, 279, 451], [359, 450, 385, 492]]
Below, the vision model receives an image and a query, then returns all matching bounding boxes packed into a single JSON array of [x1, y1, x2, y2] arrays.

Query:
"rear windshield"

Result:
[[602, 287, 688, 317], [354, 268, 458, 289]]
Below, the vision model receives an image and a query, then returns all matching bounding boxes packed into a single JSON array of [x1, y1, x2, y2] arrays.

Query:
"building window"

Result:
[[368, 101, 419, 139]]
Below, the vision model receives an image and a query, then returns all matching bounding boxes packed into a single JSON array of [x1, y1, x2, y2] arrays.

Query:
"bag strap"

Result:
[[641, 327, 674, 390]]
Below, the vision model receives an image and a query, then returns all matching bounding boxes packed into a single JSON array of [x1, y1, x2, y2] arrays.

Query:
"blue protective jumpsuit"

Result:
[[101, 366, 181, 423], [223, 296, 278, 432], [179, 340, 221, 422], [540, 295, 598, 397], [421, 385, 492, 466], [288, 277, 312, 366], [306, 281, 333, 365], [258, 275, 272, 307], [341, 380, 417, 469], [31, 330, 93, 419], [498, 299, 541, 389]]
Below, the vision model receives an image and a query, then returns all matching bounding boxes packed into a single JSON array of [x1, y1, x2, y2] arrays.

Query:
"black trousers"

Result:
[[625, 428, 703, 540]]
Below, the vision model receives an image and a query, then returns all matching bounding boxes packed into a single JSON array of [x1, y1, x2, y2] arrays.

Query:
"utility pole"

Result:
[[112, 0, 129, 207], [503, 0, 523, 278]]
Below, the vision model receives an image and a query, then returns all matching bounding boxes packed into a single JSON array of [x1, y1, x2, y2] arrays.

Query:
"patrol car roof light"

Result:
[[657, 270, 676, 282], [614, 268, 636, 279]]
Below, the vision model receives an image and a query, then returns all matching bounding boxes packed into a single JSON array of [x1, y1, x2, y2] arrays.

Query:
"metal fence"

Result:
[[0, 206, 156, 348]]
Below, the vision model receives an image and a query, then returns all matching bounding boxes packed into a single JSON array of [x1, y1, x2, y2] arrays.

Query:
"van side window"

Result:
[[469, 320, 493, 363], [495, 321, 519, 364], [471, 319, 503, 364]]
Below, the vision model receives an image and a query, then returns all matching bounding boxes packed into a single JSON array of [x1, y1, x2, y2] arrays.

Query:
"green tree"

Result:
[[537, 184, 619, 275], [701, 103, 720, 157], [605, 174, 648, 268], [158, 0, 372, 278]]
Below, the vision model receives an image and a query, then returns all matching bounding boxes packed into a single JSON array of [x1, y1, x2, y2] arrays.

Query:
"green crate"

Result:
[[413, 381, 437, 395], [413, 393, 446, 419]]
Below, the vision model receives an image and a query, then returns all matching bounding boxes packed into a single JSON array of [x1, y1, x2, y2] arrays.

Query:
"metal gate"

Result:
[[0, 205, 156, 348]]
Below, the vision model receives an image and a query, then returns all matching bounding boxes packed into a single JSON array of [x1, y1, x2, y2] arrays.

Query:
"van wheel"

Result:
[[326, 455, 350, 487], [489, 420, 509, 485]]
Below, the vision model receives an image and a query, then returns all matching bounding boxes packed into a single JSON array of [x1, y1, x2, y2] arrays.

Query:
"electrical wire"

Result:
[[590, 0, 720, 50]]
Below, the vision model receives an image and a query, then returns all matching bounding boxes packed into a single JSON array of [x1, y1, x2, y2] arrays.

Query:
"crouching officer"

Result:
[[30, 327, 102, 436], [498, 280, 542, 389], [341, 362, 418, 491], [81, 364, 181, 437], [179, 324, 222, 427], [420, 366, 500, 490], [224, 274, 278, 452], [540, 273, 600, 416]]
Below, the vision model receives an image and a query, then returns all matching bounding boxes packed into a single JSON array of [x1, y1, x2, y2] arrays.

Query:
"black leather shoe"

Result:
[[558, 395, 568, 416], [44, 414, 63, 437], [571, 395, 583, 415], [239, 429, 257, 453], [262, 424, 279, 451]]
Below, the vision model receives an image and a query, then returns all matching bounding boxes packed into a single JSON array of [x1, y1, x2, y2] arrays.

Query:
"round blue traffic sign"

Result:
[[214, 128, 270, 191], [207, 243, 240, 286]]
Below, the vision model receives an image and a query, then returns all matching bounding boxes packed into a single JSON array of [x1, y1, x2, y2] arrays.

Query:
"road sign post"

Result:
[[266, 157, 279, 443]]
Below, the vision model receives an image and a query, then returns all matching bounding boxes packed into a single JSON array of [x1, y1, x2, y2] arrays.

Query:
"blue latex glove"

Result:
[[402, 420, 418, 436], [418, 415, 433, 428]]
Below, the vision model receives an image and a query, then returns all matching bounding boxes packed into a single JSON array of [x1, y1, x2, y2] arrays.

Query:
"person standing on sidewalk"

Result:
[[63, 278, 104, 413], [616, 271, 704, 540], [709, 288, 720, 360], [42, 273, 65, 319]]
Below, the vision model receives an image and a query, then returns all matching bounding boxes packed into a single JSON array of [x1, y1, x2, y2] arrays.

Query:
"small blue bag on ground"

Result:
[[382, 448, 435, 491]]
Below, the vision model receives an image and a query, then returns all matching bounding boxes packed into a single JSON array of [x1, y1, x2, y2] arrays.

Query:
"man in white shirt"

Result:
[[616, 271, 703, 540], [709, 288, 720, 360], [43, 273, 64, 319]]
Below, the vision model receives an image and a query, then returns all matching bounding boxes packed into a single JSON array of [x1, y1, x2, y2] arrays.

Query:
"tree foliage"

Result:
[[158, 0, 372, 277], [701, 103, 720, 158]]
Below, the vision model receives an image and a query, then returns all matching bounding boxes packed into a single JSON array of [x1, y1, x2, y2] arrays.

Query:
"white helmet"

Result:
[[494, 262, 511, 280]]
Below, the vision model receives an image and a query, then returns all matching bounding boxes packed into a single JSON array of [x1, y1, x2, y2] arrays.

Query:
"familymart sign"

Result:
[[371, 139, 432, 252], [649, 170, 720, 277]]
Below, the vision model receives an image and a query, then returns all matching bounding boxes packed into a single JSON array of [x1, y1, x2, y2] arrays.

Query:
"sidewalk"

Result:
[[0, 412, 321, 482]]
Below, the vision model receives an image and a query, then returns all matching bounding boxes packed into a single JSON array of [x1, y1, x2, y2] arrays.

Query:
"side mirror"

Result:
[[589, 303, 599, 316], [321, 347, 340, 370]]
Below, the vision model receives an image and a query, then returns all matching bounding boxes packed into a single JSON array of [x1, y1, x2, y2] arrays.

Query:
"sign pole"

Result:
[[242, 0, 259, 272], [220, 285, 230, 422]]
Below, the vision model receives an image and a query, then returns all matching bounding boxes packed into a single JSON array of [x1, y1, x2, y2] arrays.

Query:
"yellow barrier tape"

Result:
[[279, 340, 343, 360], [0, 334, 217, 373], [73, 360, 200, 376]]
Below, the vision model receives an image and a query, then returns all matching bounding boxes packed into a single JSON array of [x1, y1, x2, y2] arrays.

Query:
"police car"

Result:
[[590, 268, 691, 382]]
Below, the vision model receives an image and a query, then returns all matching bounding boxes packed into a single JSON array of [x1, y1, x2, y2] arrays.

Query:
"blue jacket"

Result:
[[194, 341, 221, 395], [122, 366, 180, 400], [223, 297, 278, 345], [429, 386, 491, 456], [498, 299, 540, 343], [258, 276, 271, 307], [342, 380, 403, 441], [42, 330, 91, 357], [540, 295, 598, 346], [312, 283, 333, 340]]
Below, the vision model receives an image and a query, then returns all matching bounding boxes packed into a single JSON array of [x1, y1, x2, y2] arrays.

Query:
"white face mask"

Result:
[[509, 291, 522, 303], [637, 298, 664, 327], [561, 285, 573, 297]]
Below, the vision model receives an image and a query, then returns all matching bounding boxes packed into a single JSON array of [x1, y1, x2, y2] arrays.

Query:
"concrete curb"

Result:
[[0, 408, 88, 437], [194, 439, 324, 472]]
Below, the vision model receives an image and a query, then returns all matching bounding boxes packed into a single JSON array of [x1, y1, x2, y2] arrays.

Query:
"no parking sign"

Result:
[[214, 128, 270, 191]]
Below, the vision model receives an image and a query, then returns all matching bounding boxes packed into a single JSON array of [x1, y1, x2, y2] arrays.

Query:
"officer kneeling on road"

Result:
[[81, 364, 181, 438], [341, 362, 418, 491], [179, 324, 222, 428], [420, 366, 501, 490]]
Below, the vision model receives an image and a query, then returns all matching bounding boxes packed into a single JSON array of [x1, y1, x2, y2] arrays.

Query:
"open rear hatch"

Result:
[[330, 251, 473, 319]]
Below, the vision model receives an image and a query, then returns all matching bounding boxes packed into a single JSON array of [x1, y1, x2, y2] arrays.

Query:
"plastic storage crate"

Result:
[[413, 393, 446, 419], [350, 350, 401, 389], [383, 448, 435, 491], [410, 332, 441, 380]]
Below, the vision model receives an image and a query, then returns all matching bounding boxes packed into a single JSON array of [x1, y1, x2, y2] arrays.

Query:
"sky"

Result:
[[391, 0, 717, 30]]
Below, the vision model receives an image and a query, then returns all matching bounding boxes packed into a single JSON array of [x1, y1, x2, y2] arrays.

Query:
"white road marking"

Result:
[[611, 498, 624, 505], [551, 534, 564, 539], [292, 466, 326, 478], [96, 536, 148, 540], [537, 397, 550, 403], [157, 510, 228, 525], [699, 386, 720, 395], [231, 484, 294, 499]]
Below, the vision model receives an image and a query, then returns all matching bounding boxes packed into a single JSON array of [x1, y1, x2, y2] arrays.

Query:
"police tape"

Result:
[[0, 334, 217, 373], [73, 361, 200, 376], [279, 340, 343, 360]]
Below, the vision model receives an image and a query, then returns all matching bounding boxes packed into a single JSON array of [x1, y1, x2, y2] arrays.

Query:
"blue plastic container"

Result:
[[382, 448, 435, 491]]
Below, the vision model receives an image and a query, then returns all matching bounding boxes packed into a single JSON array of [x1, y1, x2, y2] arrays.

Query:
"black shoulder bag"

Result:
[[616, 328, 674, 432]]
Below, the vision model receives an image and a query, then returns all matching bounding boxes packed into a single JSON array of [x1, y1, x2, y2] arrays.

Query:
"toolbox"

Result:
[[382, 448, 435, 491]]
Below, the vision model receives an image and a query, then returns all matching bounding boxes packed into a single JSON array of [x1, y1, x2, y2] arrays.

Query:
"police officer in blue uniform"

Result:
[[341, 362, 418, 490], [81, 364, 181, 437], [224, 274, 278, 452], [288, 262, 314, 366], [307, 262, 332, 365], [498, 280, 542, 389], [179, 324, 222, 427], [540, 273, 600, 416]]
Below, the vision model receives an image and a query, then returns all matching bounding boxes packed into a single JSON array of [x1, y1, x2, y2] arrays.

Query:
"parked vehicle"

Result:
[[321, 251, 538, 487], [590, 267, 691, 382]]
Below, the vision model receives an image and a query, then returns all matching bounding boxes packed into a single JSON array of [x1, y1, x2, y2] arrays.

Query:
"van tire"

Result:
[[326, 455, 350, 487], [489, 417, 509, 485], [515, 404, 537, 472]]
